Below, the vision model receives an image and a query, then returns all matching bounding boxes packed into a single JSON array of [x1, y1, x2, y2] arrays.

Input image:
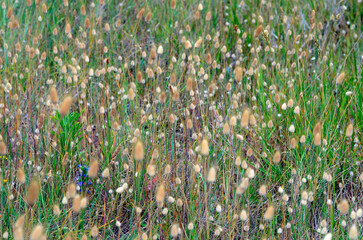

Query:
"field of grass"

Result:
[[0, 0, 362, 239]]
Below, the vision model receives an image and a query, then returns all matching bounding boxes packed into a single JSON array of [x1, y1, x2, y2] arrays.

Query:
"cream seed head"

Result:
[[207, 167, 217, 183]]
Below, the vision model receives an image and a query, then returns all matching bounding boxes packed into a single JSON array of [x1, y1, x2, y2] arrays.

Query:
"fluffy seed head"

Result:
[[200, 139, 210, 155], [91, 225, 98, 237], [314, 133, 321, 146], [235, 66, 243, 82], [50, 87, 58, 103], [241, 109, 250, 128], [207, 167, 217, 183], [338, 199, 349, 215], [59, 96, 73, 116], [88, 160, 99, 178], [134, 140, 144, 161], [156, 183, 166, 207], [27, 180, 40, 205], [72, 195, 81, 213], [254, 25, 263, 38], [30, 224, 43, 240], [264, 205, 275, 221], [346, 124, 353, 137], [53, 204, 60, 216], [17, 168, 26, 184], [348, 224, 358, 240], [336, 72, 345, 85], [170, 223, 179, 237], [0, 141, 7, 155], [273, 151, 281, 164], [102, 168, 110, 178], [68, 183, 76, 198]]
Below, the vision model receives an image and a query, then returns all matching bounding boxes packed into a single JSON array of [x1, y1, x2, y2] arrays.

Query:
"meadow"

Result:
[[0, 0, 362, 239]]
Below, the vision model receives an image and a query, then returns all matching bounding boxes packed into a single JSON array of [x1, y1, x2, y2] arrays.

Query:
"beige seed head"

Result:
[[134, 140, 144, 161], [72, 195, 81, 213], [102, 168, 110, 178], [241, 109, 250, 128], [336, 72, 345, 85], [207, 167, 217, 183], [156, 183, 166, 207], [200, 138, 209, 156], [235, 66, 243, 82], [264, 205, 275, 221], [348, 224, 359, 240], [346, 124, 353, 137], [88, 160, 99, 178], [30, 225, 43, 240], [0, 141, 7, 155], [53, 204, 61, 216], [259, 185, 267, 196], [17, 168, 26, 184], [223, 122, 230, 134], [80, 197, 88, 209], [68, 183, 76, 198], [59, 96, 73, 116], [13, 228, 24, 240], [314, 133, 321, 146], [338, 199, 349, 215], [91, 225, 98, 237], [27, 180, 40, 205], [170, 223, 179, 237], [273, 151, 281, 164], [50, 87, 58, 103], [15, 214, 25, 229]]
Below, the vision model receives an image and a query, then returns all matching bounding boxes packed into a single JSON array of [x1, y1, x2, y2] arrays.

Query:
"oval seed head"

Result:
[[314, 133, 321, 146], [134, 140, 144, 161], [136, 8, 145, 19], [235, 66, 243, 82], [345, 124, 353, 137], [186, 118, 193, 129], [102, 168, 110, 178], [241, 109, 250, 128], [348, 224, 359, 240], [13, 228, 24, 240], [338, 199, 349, 215], [91, 225, 98, 238], [230, 116, 237, 126], [30, 225, 43, 240], [128, 88, 135, 100], [254, 25, 263, 38], [156, 183, 166, 208], [223, 122, 230, 134], [68, 183, 76, 198], [50, 87, 58, 103], [0, 141, 7, 155], [72, 195, 81, 213], [88, 160, 99, 178], [15, 214, 26, 229], [53, 204, 61, 216], [259, 185, 267, 196], [273, 151, 281, 164], [264, 205, 275, 221], [170, 223, 179, 237], [336, 72, 345, 85], [27, 180, 40, 205], [200, 138, 209, 156], [207, 167, 217, 183], [59, 96, 73, 116], [313, 122, 321, 136], [171, 0, 176, 10], [17, 168, 26, 184], [80, 197, 88, 209]]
